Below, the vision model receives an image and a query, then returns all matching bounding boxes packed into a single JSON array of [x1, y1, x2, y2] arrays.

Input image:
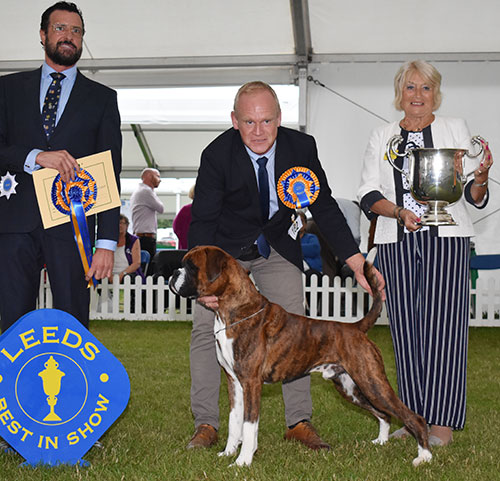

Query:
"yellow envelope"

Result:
[[33, 150, 120, 229]]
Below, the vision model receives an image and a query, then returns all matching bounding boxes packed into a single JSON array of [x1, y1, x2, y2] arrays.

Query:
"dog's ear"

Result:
[[205, 249, 227, 283]]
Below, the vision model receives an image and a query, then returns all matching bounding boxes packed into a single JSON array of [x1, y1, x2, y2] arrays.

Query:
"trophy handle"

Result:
[[385, 135, 409, 177], [464, 135, 486, 179]]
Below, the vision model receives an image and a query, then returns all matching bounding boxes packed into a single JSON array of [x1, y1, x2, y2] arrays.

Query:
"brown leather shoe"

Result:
[[284, 421, 330, 450], [186, 424, 218, 449]]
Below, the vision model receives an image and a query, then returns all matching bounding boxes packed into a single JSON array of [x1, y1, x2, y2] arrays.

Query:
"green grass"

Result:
[[1, 322, 499, 480]]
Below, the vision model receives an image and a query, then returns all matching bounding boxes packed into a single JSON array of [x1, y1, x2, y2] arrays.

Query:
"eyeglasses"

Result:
[[51, 23, 83, 37]]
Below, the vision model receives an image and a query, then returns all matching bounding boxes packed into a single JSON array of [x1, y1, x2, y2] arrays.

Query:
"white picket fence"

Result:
[[36, 271, 500, 326]]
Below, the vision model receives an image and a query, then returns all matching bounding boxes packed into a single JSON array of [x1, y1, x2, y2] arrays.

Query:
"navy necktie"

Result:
[[42, 72, 65, 139], [256, 156, 271, 258]]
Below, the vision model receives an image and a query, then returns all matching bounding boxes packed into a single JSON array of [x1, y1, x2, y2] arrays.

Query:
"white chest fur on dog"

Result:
[[214, 315, 235, 376]]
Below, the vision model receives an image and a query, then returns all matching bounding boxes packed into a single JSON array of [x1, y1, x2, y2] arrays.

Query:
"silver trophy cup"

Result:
[[386, 135, 486, 225]]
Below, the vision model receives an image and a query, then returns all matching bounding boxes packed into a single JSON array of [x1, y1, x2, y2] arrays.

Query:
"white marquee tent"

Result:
[[1, 0, 499, 253]]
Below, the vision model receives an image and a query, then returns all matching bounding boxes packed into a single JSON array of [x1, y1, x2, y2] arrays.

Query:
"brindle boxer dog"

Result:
[[169, 246, 432, 467]]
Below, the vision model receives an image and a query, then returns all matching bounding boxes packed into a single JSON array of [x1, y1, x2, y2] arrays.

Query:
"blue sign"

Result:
[[0, 309, 130, 466]]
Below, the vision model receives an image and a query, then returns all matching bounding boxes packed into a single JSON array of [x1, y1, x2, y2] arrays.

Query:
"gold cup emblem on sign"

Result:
[[38, 356, 65, 421]]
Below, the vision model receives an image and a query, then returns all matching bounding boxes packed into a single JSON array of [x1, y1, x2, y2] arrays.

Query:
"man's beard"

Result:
[[45, 40, 82, 67]]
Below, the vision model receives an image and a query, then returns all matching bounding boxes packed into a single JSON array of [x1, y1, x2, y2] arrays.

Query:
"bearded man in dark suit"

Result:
[[186, 81, 385, 449], [0, 2, 122, 331]]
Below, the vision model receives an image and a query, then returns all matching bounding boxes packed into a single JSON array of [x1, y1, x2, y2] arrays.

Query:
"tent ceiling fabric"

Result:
[[2, 0, 295, 60], [3, 0, 500, 83], [1, 0, 297, 83], [310, 0, 500, 55]]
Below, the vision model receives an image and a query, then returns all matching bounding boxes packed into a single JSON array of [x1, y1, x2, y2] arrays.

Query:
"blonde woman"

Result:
[[358, 60, 492, 446]]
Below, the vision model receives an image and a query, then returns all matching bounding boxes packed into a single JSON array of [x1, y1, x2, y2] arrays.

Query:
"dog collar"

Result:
[[215, 306, 266, 334]]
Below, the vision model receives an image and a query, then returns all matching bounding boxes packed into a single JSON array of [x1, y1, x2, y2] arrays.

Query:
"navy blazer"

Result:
[[0, 67, 122, 244], [189, 126, 359, 270]]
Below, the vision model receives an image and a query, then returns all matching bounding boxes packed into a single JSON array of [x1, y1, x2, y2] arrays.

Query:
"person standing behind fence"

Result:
[[130, 168, 164, 260], [173, 184, 195, 249], [0, 1, 122, 332], [187, 80, 385, 450], [358, 59, 493, 446], [109, 214, 145, 283]]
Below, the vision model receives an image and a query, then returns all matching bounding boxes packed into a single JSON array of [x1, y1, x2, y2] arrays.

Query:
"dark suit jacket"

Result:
[[189, 126, 359, 270], [0, 67, 122, 244]]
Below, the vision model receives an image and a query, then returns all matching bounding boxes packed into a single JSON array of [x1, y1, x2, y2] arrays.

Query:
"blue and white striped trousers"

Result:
[[378, 231, 470, 429]]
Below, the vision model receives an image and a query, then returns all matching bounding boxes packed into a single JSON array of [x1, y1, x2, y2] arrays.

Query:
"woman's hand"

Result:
[[474, 140, 493, 182], [371, 199, 421, 231], [399, 208, 422, 232], [471, 140, 493, 203]]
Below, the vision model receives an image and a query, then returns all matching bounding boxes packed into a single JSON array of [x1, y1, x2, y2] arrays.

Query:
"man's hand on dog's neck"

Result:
[[198, 295, 219, 311]]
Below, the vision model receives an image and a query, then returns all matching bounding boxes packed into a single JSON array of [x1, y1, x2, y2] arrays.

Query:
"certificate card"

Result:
[[33, 150, 120, 229]]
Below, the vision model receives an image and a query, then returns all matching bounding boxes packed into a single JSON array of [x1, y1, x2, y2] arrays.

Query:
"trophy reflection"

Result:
[[39, 356, 66, 422]]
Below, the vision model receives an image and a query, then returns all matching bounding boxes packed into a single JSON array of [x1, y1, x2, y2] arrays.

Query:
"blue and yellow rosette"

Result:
[[51, 170, 98, 288], [277, 167, 320, 209]]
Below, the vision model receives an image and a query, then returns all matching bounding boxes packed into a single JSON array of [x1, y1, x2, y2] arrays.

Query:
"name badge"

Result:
[[288, 214, 303, 240]]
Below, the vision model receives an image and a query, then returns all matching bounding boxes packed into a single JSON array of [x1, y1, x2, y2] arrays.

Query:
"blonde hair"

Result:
[[394, 60, 442, 111], [233, 81, 281, 116]]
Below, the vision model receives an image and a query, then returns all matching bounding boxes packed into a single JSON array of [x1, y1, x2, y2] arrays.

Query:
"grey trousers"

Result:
[[190, 248, 312, 430]]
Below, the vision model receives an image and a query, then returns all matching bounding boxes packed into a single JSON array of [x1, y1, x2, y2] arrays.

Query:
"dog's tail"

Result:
[[354, 248, 383, 333]]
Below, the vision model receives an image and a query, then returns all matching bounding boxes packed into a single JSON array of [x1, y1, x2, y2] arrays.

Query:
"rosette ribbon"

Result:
[[51, 170, 98, 288], [277, 167, 320, 209]]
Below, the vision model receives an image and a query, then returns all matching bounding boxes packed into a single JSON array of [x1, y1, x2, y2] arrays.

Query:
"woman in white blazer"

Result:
[[358, 60, 493, 446]]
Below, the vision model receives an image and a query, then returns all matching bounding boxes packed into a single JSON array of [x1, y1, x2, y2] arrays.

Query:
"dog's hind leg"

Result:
[[345, 361, 432, 466], [219, 375, 243, 458], [232, 381, 262, 467], [372, 417, 391, 445], [328, 368, 392, 445], [390, 403, 432, 466], [381, 399, 432, 467]]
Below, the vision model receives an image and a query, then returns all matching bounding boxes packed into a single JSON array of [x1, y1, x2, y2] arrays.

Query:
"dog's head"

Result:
[[168, 246, 234, 299]]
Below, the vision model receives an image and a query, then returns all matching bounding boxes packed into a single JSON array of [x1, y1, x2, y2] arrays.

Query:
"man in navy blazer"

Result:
[[187, 81, 384, 450], [0, 2, 122, 331]]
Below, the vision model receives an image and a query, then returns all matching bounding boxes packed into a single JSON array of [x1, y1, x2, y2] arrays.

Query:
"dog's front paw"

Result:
[[218, 437, 241, 458], [218, 447, 238, 458], [371, 436, 388, 445], [230, 453, 252, 467], [412, 447, 432, 466]]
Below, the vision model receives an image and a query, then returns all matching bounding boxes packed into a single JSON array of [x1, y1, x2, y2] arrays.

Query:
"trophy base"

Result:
[[43, 412, 62, 422], [420, 201, 458, 226]]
